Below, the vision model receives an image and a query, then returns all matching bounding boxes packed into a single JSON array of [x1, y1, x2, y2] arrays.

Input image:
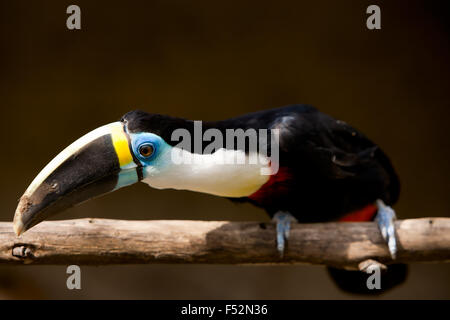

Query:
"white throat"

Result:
[[142, 148, 270, 197]]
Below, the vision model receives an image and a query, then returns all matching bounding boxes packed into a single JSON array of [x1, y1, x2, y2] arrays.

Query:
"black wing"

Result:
[[263, 105, 400, 221]]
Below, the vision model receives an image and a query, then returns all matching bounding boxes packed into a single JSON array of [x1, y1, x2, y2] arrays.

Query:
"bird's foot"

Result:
[[272, 211, 297, 257], [375, 199, 397, 259]]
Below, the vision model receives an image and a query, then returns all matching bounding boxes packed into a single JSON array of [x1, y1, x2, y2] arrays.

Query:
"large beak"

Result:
[[13, 122, 140, 235]]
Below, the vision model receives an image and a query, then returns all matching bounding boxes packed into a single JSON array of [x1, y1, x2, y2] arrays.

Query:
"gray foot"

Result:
[[272, 211, 297, 257], [375, 199, 397, 259]]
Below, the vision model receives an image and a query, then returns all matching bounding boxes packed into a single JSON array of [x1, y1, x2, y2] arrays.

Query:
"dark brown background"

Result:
[[0, 0, 449, 299]]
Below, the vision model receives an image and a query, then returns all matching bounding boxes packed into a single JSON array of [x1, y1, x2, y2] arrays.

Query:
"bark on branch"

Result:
[[0, 218, 449, 269]]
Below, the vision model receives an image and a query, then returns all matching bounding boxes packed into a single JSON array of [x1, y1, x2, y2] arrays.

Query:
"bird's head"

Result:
[[13, 111, 179, 236], [14, 110, 271, 235]]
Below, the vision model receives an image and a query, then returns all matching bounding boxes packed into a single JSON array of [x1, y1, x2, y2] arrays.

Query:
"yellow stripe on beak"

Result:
[[110, 123, 134, 168]]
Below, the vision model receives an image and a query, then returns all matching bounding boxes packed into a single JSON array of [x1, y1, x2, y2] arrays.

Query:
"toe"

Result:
[[276, 223, 286, 256]]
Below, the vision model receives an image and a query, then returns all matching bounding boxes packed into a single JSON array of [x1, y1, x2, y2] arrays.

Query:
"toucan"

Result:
[[13, 104, 407, 293]]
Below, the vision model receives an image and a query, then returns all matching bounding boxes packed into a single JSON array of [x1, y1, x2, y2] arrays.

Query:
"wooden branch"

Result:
[[0, 218, 449, 269]]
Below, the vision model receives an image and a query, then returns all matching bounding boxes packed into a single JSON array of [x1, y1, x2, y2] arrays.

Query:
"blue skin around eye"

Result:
[[113, 133, 170, 190], [114, 132, 172, 190], [129, 132, 170, 166]]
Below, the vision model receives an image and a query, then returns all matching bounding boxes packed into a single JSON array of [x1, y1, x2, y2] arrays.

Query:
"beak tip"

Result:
[[13, 213, 25, 236], [14, 196, 30, 236], [13, 220, 24, 236]]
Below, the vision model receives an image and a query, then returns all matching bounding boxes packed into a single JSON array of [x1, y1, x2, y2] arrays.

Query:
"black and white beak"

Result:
[[13, 122, 140, 235]]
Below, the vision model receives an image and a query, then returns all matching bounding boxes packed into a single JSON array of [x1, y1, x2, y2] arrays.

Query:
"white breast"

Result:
[[142, 147, 270, 198]]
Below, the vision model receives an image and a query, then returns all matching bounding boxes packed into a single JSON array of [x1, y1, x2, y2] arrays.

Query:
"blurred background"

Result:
[[0, 0, 449, 299]]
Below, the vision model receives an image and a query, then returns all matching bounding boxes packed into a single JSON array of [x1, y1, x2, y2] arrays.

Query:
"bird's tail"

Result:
[[327, 264, 408, 294], [328, 203, 407, 294]]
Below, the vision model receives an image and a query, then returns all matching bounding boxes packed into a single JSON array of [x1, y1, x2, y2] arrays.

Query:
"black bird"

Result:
[[14, 104, 405, 293]]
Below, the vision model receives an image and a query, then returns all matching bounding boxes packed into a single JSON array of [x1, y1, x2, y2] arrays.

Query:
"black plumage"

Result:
[[15, 104, 406, 294], [122, 104, 400, 223]]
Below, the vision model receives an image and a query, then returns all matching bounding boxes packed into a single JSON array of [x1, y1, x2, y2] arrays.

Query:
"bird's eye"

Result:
[[138, 144, 155, 158]]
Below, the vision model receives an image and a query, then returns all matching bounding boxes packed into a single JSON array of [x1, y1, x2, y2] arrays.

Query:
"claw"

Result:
[[375, 199, 397, 259], [272, 212, 297, 257]]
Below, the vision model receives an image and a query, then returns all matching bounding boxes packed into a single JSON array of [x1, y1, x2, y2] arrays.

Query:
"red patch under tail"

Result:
[[339, 203, 377, 222]]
